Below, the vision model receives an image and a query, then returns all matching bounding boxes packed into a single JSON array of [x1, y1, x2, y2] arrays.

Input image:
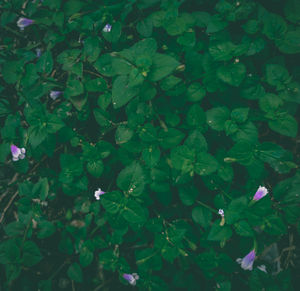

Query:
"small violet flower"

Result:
[[17, 18, 34, 30], [36, 48, 42, 58], [103, 24, 112, 32], [218, 209, 225, 226], [253, 186, 268, 201], [94, 188, 105, 200], [11, 144, 26, 161], [50, 91, 62, 100], [236, 250, 256, 271], [123, 273, 139, 286]]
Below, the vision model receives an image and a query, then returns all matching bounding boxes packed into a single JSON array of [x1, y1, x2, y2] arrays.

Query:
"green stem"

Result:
[[196, 200, 218, 214], [220, 189, 233, 200], [253, 238, 258, 252]]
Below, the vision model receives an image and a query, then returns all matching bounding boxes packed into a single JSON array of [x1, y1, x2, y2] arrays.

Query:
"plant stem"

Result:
[[196, 200, 218, 214]]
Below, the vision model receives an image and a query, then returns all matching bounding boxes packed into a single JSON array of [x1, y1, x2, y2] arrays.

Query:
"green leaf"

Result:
[[101, 191, 123, 214], [187, 104, 206, 128], [265, 64, 291, 90], [0, 143, 10, 163], [137, 17, 153, 37], [139, 123, 157, 142], [263, 13, 287, 40], [159, 128, 185, 149], [194, 152, 219, 176], [231, 108, 249, 123], [86, 160, 104, 178], [227, 141, 255, 166], [2, 61, 23, 84], [142, 145, 160, 167], [112, 75, 140, 109], [102, 21, 122, 43], [277, 29, 300, 54], [234, 220, 254, 237], [67, 263, 83, 283], [196, 251, 218, 270], [186, 83, 206, 102], [122, 199, 147, 223], [263, 215, 286, 235], [207, 222, 232, 241], [47, 114, 64, 133], [209, 41, 236, 61], [164, 16, 188, 36], [148, 53, 180, 82], [259, 93, 283, 113], [206, 107, 230, 131], [117, 161, 146, 196], [85, 78, 106, 92], [64, 79, 84, 97], [232, 121, 258, 143], [83, 36, 101, 63], [184, 130, 208, 152], [4, 222, 24, 237], [93, 108, 111, 127], [170, 145, 195, 173], [224, 120, 238, 136], [59, 154, 83, 184], [36, 51, 53, 74], [115, 125, 134, 144], [136, 248, 162, 271], [192, 206, 212, 228], [178, 185, 198, 206], [217, 63, 246, 87], [94, 54, 132, 77], [37, 221, 56, 239], [22, 241, 42, 267], [79, 247, 94, 267], [268, 114, 298, 137], [120, 38, 157, 64], [33, 178, 49, 201], [225, 196, 248, 224]]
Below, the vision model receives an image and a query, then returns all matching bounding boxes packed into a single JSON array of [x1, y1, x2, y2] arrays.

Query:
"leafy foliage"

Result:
[[0, 0, 299, 290]]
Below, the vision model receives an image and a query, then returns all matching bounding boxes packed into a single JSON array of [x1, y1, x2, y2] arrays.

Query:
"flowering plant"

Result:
[[0, 0, 299, 290]]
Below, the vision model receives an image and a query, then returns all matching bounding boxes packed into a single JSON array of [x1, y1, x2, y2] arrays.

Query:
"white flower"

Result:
[[253, 186, 268, 201], [218, 209, 224, 217], [123, 273, 139, 286], [103, 24, 112, 32], [11, 144, 26, 161], [257, 265, 267, 273], [94, 188, 105, 200]]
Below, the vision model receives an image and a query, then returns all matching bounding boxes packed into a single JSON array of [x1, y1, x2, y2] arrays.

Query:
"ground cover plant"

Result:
[[0, 0, 300, 290]]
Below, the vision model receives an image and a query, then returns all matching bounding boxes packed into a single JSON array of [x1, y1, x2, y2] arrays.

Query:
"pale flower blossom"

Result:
[[11, 144, 26, 161], [236, 250, 256, 271], [123, 273, 139, 286], [253, 186, 268, 201], [94, 188, 105, 200]]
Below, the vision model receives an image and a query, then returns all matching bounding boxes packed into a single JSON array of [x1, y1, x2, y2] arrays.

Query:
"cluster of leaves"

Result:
[[0, 0, 300, 290]]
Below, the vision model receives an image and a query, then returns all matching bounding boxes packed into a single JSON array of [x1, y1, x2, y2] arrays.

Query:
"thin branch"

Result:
[[0, 191, 19, 224]]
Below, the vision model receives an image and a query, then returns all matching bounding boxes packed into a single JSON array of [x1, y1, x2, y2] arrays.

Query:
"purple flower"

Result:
[[36, 48, 42, 58], [123, 273, 139, 286], [236, 250, 256, 271], [253, 186, 268, 201], [218, 209, 225, 226], [50, 91, 62, 100], [218, 209, 224, 217], [94, 188, 105, 200], [17, 18, 34, 30], [103, 24, 112, 32], [11, 144, 26, 161]]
